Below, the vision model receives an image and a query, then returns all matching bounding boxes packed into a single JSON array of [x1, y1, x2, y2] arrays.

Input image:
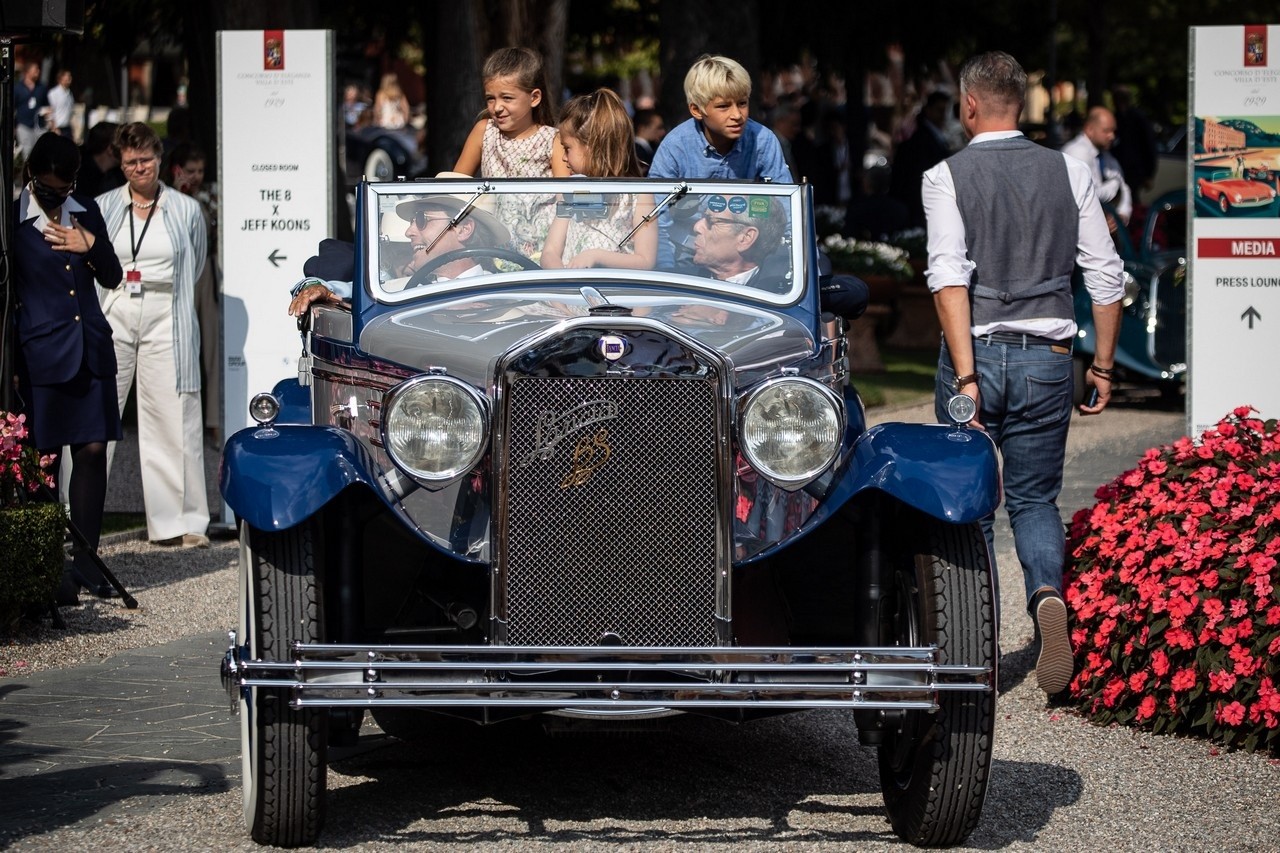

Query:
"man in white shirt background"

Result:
[[1061, 106, 1132, 227], [48, 69, 76, 139]]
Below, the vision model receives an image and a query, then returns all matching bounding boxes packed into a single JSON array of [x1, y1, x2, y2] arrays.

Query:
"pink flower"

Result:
[[1136, 695, 1158, 722], [1171, 667, 1198, 692], [1151, 650, 1170, 677], [1216, 701, 1246, 727], [1209, 669, 1237, 693]]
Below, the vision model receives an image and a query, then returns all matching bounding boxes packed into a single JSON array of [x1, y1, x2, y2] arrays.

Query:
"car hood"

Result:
[[359, 288, 816, 387]]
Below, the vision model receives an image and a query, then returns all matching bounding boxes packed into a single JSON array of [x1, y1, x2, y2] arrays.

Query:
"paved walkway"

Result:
[[0, 634, 237, 837]]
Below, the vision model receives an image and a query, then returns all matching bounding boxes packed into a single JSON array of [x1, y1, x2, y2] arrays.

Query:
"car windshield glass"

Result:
[[362, 178, 804, 305]]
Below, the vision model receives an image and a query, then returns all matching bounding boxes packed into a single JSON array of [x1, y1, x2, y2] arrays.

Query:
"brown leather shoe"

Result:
[[154, 533, 211, 549], [182, 533, 211, 549]]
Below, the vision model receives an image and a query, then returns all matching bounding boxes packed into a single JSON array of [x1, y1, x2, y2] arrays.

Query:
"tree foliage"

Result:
[[45, 0, 1280, 192]]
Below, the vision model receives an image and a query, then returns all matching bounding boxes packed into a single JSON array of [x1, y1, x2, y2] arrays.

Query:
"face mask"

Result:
[[30, 180, 72, 212]]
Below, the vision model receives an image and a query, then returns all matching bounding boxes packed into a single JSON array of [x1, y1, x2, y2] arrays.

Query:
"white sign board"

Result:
[[1189, 25, 1280, 434], [217, 29, 333, 434]]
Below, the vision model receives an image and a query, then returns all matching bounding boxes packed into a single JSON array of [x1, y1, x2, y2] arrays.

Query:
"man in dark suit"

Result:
[[632, 108, 665, 176], [891, 90, 954, 227]]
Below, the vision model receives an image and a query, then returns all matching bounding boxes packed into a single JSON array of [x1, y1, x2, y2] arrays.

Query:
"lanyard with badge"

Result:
[[126, 186, 160, 295]]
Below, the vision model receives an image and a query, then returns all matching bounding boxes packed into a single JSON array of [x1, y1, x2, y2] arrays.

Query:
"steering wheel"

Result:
[[406, 247, 540, 288]]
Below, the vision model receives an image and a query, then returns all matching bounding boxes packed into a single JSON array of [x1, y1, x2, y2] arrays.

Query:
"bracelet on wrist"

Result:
[[952, 372, 980, 392], [1089, 364, 1115, 380]]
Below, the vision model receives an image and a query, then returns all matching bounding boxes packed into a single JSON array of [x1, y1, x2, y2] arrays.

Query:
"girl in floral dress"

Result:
[[542, 88, 656, 270], [453, 48, 570, 260]]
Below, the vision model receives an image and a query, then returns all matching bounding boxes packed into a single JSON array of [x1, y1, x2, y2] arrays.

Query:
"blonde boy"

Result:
[[649, 55, 792, 182]]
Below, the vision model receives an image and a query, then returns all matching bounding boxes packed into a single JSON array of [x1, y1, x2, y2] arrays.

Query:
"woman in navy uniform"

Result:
[[14, 132, 124, 600]]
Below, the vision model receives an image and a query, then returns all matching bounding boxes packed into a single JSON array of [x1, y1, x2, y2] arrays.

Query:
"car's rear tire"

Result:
[[240, 521, 327, 847], [1219, 194, 1230, 214], [365, 147, 395, 182], [878, 512, 996, 847]]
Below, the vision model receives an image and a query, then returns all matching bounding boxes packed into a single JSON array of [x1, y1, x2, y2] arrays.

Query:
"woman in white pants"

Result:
[[97, 122, 210, 547]]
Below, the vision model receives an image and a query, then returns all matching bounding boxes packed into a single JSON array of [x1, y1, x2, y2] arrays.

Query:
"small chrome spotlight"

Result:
[[249, 392, 281, 426], [945, 393, 977, 426], [249, 392, 282, 438]]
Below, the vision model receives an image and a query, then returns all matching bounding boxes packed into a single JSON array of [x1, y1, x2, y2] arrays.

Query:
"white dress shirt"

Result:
[[48, 83, 74, 130], [1061, 131, 1133, 223], [921, 130, 1124, 339]]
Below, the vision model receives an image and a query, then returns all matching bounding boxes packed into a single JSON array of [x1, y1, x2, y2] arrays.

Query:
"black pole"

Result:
[[2, 37, 17, 415]]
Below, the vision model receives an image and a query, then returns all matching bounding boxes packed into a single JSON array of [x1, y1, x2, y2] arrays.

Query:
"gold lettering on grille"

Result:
[[520, 399, 620, 467], [560, 428, 612, 488]]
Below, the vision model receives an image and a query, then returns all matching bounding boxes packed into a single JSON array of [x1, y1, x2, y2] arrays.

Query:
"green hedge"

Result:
[[0, 503, 67, 629]]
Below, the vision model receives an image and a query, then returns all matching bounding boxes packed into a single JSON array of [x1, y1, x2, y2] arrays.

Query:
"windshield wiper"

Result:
[[616, 181, 688, 251], [420, 182, 491, 256]]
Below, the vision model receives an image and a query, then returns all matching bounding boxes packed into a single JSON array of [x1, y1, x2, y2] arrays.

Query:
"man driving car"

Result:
[[289, 178, 510, 316]]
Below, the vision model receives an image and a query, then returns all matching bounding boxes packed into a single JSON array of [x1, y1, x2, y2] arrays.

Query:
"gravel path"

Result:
[[2, 401, 1278, 850]]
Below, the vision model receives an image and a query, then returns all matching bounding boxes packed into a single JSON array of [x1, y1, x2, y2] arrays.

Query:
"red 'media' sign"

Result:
[[1198, 238, 1279, 258]]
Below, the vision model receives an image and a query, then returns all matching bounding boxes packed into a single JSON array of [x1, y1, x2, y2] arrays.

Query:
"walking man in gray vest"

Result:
[[921, 51, 1123, 696]]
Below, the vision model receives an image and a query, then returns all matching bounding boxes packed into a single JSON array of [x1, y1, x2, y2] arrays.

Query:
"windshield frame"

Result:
[[359, 178, 808, 307]]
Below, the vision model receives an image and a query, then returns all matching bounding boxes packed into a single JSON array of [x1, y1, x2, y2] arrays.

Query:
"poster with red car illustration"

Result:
[[1189, 25, 1280, 434]]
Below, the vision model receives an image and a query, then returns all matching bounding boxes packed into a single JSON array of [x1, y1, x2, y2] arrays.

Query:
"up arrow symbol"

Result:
[[1241, 306, 1262, 329]]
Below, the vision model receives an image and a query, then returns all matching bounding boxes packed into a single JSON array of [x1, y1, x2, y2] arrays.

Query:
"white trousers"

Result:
[[103, 284, 209, 541]]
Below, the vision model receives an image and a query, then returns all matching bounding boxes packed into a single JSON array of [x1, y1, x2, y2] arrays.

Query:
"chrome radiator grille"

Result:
[[502, 377, 719, 647]]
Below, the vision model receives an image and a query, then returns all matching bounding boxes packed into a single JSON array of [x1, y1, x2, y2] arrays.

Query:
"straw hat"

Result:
[[393, 171, 511, 247]]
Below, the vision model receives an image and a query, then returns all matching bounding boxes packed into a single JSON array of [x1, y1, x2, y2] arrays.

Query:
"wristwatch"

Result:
[[952, 372, 979, 392]]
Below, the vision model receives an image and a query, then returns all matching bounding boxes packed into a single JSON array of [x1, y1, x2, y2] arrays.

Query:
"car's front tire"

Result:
[[239, 521, 327, 847], [878, 512, 996, 847]]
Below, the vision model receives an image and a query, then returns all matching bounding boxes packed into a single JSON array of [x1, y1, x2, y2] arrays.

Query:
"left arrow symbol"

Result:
[[1241, 306, 1262, 329], [268, 249, 288, 267]]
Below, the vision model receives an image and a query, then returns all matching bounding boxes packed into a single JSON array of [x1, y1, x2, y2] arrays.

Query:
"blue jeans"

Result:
[[935, 336, 1073, 608]]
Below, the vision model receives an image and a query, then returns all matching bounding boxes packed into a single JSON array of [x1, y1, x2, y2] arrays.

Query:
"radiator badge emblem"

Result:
[[561, 427, 613, 488], [597, 334, 628, 361], [520, 400, 620, 467]]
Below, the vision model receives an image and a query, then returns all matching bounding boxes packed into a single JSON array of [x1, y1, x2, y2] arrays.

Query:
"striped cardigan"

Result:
[[96, 183, 208, 393]]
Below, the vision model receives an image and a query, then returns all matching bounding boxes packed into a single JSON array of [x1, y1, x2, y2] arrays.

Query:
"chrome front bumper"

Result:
[[221, 632, 992, 713]]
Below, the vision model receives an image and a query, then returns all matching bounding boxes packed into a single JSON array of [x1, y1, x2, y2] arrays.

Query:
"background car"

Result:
[[1073, 190, 1187, 402], [220, 177, 1001, 848], [1147, 124, 1187, 203], [344, 124, 428, 184], [1195, 169, 1277, 214], [1243, 164, 1280, 194]]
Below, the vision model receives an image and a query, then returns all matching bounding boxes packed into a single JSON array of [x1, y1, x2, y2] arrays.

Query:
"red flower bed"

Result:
[[1063, 407, 1280, 754]]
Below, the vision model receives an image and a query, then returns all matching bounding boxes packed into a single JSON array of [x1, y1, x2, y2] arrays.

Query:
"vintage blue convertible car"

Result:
[[219, 176, 1000, 848]]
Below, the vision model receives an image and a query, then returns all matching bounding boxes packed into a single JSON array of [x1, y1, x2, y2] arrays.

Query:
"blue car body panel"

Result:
[[221, 425, 383, 532], [272, 377, 312, 424]]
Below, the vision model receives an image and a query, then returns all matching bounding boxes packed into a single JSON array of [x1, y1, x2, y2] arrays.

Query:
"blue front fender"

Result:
[[805, 421, 1000, 532], [844, 422, 1001, 522], [220, 425, 384, 531]]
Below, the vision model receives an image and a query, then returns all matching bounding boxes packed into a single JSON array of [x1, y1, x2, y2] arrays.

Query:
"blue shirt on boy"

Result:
[[648, 117, 792, 183]]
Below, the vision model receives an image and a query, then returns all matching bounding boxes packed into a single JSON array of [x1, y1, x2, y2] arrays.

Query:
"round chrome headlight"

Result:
[[739, 378, 843, 489], [382, 376, 488, 484]]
